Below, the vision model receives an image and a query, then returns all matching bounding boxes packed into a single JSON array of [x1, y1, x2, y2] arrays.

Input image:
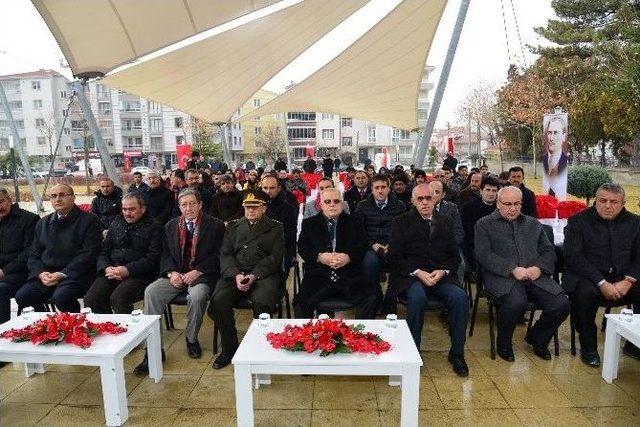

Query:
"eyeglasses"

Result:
[[499, 200, 522, 208], [49, 193, 72, 199], [322, 199, 341, 205], [414, 195, 433, 203]]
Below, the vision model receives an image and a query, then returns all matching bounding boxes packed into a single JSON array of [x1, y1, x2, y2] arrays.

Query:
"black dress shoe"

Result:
[[133, 349, 166, 376], [525, 335, 552, 360], [212, 353, 233, 369], [497, 348, 515, 362], [0, 361, 9, 369], [448, 352, 469, 377], [580, 351, 601, 367], [623, 342, 640, 360], [186, 339, 202, 359]]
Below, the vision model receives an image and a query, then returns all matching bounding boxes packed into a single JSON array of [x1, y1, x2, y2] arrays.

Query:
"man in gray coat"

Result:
[[475, 186, 569, 362]]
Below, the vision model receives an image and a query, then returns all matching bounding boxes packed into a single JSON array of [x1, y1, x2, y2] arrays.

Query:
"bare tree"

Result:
[[255, 122, 286, 164], [35, 113, 58, 163]]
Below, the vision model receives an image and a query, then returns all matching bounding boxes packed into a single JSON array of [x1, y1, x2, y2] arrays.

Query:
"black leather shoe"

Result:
[[525, 335, 552, 360], [623, 342, 640, 360], [212, 353, 233, 369], [186, 339, 202, 359], [497, 348, 515, 362], [133, 350, 166, 376], [0, 361, 9, 369], [448, 352, 469, 377], [580, 351, 601, 367]]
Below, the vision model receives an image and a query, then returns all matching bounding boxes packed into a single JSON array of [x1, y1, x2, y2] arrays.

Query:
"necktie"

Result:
[[425, 219, 431, 236], [328, 219, 337, 251], [187, 220, 194, 234], [377, 201, 386, 210]]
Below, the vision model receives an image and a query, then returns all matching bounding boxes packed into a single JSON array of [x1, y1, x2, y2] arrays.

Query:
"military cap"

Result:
[[242, 189, 269, 206]]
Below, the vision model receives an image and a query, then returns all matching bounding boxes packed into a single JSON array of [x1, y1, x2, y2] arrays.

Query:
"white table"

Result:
[[0, 313, 163, 426], [602, 313, 640, 384], [233, 319, 422, 427]]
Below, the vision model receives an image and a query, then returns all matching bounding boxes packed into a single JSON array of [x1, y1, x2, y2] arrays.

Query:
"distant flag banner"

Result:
[[176, 144, 192, 169], [447, 137, 454, 155], [305, 146, 315, 158]]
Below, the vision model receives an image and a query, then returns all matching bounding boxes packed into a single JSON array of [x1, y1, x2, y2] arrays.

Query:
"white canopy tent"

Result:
[[239, 0, 447, 131], [32, 0, 282, 77]]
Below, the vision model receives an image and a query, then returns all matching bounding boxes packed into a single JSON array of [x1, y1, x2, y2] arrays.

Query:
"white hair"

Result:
[[497, 185, 522, 201]]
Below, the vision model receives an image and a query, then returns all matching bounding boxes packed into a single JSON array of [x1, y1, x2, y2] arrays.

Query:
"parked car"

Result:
[[131, 166, 151, 175]]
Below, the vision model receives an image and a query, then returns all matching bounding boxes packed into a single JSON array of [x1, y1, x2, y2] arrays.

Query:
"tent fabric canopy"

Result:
[[101, 0, 368, 123], [239, 0, 447, 131], [32, 0, 281, 76]]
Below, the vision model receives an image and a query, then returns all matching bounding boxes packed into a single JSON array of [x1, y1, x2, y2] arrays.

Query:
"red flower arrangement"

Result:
[[266, 319, 391, 356], [535, 195, 587, 219], [0, 312, 127, 349]]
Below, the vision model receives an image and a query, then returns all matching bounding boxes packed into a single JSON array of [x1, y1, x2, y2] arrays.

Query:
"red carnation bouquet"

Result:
[[0, 312, 127, 349], [535, 195, 587, 219], [266, 319, 391, 356]]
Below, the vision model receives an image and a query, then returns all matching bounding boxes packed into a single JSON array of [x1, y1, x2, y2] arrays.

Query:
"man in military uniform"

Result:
[[210, 189, 284, 369]]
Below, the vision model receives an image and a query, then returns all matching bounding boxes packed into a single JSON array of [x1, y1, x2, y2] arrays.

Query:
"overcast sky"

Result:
[[0, 0, 555, 128]]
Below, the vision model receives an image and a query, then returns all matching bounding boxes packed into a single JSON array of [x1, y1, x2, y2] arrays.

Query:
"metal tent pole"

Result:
[[414, 0, 470, 168]]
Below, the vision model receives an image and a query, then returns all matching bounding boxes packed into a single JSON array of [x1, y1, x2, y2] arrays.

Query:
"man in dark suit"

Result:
[[142, 170, 174, 225], [344, 170, 371, 213], [0, 188, 39, 325], [210, 174, 244, 224], [134, 188, 225, 375], [475, 186, 569, 362], [507, 166, 537, 218], [186, 168, 213, 213], [295, 187, 376, 320], [429, 181, 463, 246], [261, 175, 298, 272], [456, 172, 482, 208], [211, 189, 284, 369], [322, 155, 334, 178], [460, 175, 499, 264], [563, 183, 640, 366], [387, 184, 469, 376], [16, 184, 102, 313]]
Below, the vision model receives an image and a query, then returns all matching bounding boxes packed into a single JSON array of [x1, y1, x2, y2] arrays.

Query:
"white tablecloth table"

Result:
[[602, 314, 640, 384], [232, 319, 422, 427], [0, 313, 162, 426]]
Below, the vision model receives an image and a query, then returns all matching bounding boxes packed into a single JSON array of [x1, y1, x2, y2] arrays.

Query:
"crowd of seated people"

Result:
[[0, 152, 637, 379]]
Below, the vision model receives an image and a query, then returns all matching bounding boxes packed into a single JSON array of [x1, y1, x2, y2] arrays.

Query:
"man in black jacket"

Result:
[[84, 194, 163, 314], [460, 176, 499, 264], [0, 189, 39, 324], [91, 178, 123, 229], [142, 170, 174, 226], [302, 156, 317, 174], [261, 175, 298, 271], [274, 157, 287, 172], [210, 174, 244, 224], [354, 174, 405, 313], [344, 170, 371, 213], [508, 166, 537, 217], [16, 184, 102, 313], [134, 188, 225, 374], [387, 184, 469, 376], [186, 169, 213, 213], [563, 183, 640, 366], [295, 188, 376, 319], [322, 155, 334, 178], [128, 171, 149, 195]]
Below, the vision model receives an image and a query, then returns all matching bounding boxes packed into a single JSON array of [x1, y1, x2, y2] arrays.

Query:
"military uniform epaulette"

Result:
[[226, 218, 241, 228]]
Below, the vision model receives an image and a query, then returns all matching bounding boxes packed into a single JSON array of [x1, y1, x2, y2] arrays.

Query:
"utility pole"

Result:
[[414, 0, 471, 168], [9, 138, 19, 203], [83, 121, 91, 195]]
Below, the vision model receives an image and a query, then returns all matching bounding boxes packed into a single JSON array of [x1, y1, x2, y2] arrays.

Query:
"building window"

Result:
[[119, 99, 141, 112], [321, 113, 334, 120], [254, 127, 262, 135], [287, 127, 316, 139], [60, 91, 67, 98], [35, 118, 45, 127], [367, 126, 376, 142], [399, 146, 413, 155], [32, 81, 41, 90], [293, 147, 306, 158], [104, 138, 113, 147], [98, 119, 112, 128], [149, 118, 162, 132], [150, 136, 163, 147], [123, 137, 142, 148], [174, 117, 183, 128], [71, 120, 84, 131], [9, 101, 22, 110], [176, 135, 184, 145], [33, 99, 43, 109], [148, 101, 162, 114], [322, 129, 335, 140], [392, 128, 410, 142], [287, 112, 316, 121], [16, 120, 24, 129], [64, 128, 70, 135], [253, 98, 261, 107], [233, 136, 238, 147], [0, 138, 9, 150], [341, 117, 352, 127], [418, 111, 428, 120], [341, 137, 352, 146], [37, 137, 46, 146], [98, 102, 111, 114]]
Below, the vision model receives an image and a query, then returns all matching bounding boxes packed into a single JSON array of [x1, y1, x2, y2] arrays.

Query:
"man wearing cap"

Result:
[[210, 189, 284, 369]]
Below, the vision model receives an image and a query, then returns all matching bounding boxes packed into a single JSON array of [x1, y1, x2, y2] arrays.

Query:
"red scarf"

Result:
[[178, 213, 202, 270]]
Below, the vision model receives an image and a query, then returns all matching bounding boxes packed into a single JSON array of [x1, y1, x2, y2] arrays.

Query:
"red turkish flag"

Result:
[[176, 144, 191, 169], [447, 137, 454, 155], [305, 146, 315, 157]]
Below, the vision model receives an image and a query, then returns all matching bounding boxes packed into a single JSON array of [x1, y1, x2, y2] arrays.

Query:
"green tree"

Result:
[[567, 165, 612, 204]]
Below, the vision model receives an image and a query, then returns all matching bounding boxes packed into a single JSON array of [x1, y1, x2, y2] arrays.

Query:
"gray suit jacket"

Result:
[[474, 210, 561, 298], [436, 200, 464, 245]]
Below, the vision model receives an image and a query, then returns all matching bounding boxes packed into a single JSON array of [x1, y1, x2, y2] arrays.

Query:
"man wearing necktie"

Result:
[[295, 188, 376, 320], [343, 170, 371, 213]]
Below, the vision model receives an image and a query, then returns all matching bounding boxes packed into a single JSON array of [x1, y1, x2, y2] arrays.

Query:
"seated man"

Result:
[[90, 177, 123, 230], [210, 174, 244, 224], [0, 188, 39, 324], [563, 183, 640, 366], [128, 171, 149, 195], [295, 188, 376, 320], [185, 168, 213, 213], [134, 188, 225, 375], [460, 175, 499, 264], [261, 175, 298, 271], [303, 177, 350, 219], [211, 190, 284, 369], [84, 194, 163, 314], [475, 186, 569, 362], [16, 184, 102, 313], [142, 170, 174, 225], [343, 170, 370, 213], [456, 172, 482, 207], [388, 184, 469, 376], [354, 174, 405, 313], [391, 175, 411, 208]]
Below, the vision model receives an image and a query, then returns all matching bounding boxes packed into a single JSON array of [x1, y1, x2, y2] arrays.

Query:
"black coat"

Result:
[[91, 186, 123, 229], [28, 205, 102, 281], [210, 189, 244, 223], [274, 159, 287, 172], [0, 204, 39, 285], [303, 158, 317, 173], [457, 187, 480, 208], [322, 158, 334, 174], [160, 213, 225, 286], [97, 213, 163, 281], [563, 206, 640, 292], [266, 193, 298, 265], [519, 184, 538, 218], [142, 185, 175, 226], [296, 212, 370, 302], [344, 185, 371, 214], [354, 194, 405, 246], [460, 197, 496, 262], [128, 182, 149, 195], [387, 208, 459, 297], [392, 190, 412, 211]]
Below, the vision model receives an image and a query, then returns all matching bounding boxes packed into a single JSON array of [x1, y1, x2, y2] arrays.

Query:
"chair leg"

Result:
[[526, 309, 535, 336], [570, 311, 576, 356], [167, 304, 175, 330], [163, 307, 171, 331], [468, 289, 481, 337], [488, 302, 496, 360], [553, 331, 560, 357], [284, 290, 291, 319], [213, 321, 219, 355], [277, 302, 283, 319], [601, 306, 612, 332]]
